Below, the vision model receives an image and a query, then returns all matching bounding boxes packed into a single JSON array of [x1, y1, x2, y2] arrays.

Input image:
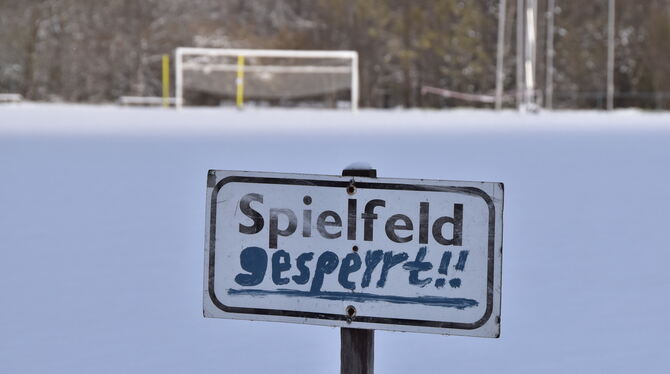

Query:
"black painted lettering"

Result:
[[419, 202, 429, 244], [303, 196, 312, 237], [385, 214, 414, 243], [238, 193, 264, 234], [317, 210, 342, 239], [432, 203, 463, 246], [347, 199, 357, 240], [362, 199, 386, 241], [269, 208, 297, 249]]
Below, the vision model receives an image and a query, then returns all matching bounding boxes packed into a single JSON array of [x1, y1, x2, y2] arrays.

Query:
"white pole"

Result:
[[495, 0, 507, 110], [607, 0, 615, 110], [516, 0, 525, 110], [545, 0, 555, 110], [351, 53, 359, 111], [175, 48, 183, 109], [524, 0, 537, 111]]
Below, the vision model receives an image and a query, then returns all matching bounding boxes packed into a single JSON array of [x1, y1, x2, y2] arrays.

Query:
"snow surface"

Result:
[[1, 103, 669, 373]]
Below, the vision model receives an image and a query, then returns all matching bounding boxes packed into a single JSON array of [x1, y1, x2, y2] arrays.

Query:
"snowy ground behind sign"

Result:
[[1, 104, 669, 373]]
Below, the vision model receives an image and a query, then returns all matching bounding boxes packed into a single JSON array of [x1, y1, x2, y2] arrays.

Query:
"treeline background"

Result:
[[1, 0, 669, 109]]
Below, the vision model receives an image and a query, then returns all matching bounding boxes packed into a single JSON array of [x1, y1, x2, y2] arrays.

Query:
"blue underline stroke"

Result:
[[227, 288, 478, 309]]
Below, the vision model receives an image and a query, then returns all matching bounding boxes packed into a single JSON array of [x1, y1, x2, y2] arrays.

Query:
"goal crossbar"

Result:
[[176, 47, 357, 59], [175, 47, 359, 110], [181, 64, 352, 74]]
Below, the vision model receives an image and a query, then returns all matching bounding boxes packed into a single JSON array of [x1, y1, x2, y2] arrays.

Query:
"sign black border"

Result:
[[207, 174, 498, 330]]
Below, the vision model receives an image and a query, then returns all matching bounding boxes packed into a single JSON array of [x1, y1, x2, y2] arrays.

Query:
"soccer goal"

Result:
[[174, 48, 359, 110]]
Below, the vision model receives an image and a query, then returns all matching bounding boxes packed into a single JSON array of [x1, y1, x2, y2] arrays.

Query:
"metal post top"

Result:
[[342, 163, 377, 178]]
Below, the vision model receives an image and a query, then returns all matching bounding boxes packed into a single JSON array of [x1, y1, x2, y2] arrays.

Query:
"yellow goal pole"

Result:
[[236, 55, 245, 109], [162, 54, 170, 108]]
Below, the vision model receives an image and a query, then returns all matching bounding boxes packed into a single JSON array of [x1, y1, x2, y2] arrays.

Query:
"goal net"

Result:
[[175, 48, 358, 110]]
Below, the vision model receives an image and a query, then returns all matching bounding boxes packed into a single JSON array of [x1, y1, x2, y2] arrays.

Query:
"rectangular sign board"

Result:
[[204, 170, 503, 337]]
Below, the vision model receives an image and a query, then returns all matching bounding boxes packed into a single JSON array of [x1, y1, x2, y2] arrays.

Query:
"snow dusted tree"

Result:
[[0, 0, 668, 108]]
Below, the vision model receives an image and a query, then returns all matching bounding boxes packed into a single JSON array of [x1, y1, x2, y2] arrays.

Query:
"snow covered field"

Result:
[[1, 103, 669, 373]]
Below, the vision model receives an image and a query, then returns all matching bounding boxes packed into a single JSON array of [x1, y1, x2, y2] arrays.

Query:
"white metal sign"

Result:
[[204, 170, 503, 337]]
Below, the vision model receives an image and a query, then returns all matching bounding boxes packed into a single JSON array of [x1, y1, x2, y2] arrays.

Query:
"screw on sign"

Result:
[[203, 168, 503, 372]]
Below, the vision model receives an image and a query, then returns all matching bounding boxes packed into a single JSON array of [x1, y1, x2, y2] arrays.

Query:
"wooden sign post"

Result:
[[340, 166, 377, 374]]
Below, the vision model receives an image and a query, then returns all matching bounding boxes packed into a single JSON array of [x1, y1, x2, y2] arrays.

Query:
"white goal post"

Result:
[[174, 47, 359, 110]]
